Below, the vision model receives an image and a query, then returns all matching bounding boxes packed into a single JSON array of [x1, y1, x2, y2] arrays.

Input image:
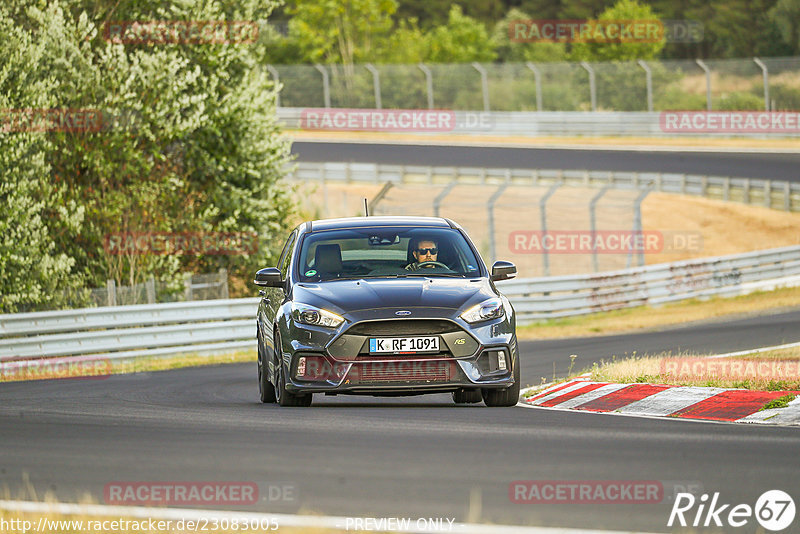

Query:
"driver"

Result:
[[406, 238, 441, 270]]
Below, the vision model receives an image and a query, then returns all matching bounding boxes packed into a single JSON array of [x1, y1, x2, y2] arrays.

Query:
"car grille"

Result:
[[346, 319, 458, 336], [352, 360, 452, 383]]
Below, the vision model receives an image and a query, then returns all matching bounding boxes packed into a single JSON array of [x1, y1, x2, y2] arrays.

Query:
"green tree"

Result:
[[569, 0, 666, 61], [492, 7, 568, 62], [425, 5, 497, 63]]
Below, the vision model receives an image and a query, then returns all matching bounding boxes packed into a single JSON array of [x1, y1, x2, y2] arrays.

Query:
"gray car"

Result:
[[254, 216, 520, 407]]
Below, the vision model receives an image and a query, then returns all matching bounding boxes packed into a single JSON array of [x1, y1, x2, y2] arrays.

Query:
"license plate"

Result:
[[369, 336, 439, 353]]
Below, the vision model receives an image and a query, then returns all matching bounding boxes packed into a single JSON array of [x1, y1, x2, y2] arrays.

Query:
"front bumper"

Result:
[[282, 315, 517, 395]]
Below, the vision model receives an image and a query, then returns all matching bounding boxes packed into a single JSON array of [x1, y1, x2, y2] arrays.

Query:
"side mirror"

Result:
[[491, 260, 517, 282], [254, 267, 282, 287]]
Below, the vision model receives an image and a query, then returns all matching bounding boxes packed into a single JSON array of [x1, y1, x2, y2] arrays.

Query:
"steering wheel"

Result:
[[416, 261, 450, 269]]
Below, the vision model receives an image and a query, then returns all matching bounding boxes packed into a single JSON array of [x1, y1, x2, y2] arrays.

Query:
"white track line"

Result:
[[0, 500, 654, 534], [706, 341, 800, 359]]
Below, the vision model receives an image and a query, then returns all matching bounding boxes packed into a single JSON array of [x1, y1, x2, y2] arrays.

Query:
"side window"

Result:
[[278, 231, 297, 280]]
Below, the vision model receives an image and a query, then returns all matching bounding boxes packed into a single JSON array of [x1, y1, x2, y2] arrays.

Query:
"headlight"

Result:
[[460, 298, 505, 323], [291, 303, 344, 328]]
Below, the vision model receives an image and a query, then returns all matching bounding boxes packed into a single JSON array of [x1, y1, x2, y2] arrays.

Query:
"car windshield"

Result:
[[297, 227, 482, 281]]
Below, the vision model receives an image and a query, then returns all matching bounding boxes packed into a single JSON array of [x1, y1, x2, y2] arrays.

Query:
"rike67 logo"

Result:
[[668, 490, 795, 531]]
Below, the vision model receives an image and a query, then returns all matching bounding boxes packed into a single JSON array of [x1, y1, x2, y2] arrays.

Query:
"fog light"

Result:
[[497, 351, 507, 371], [296, 357, 306, 377]]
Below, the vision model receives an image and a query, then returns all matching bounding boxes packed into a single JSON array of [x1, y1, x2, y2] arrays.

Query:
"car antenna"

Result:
[[363, 198, 369, 217]]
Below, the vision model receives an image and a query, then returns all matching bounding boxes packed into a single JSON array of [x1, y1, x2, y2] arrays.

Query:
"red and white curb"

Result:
[[521, 378, 800, 426]]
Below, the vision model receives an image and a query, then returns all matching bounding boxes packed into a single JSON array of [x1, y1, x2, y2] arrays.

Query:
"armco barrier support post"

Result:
[[266, 65, 281, 108], [488, 183, 510, 264], [590, 186, 611, 272], [314, 64, 331, 108], [472, 63, 490, 112], [418, 63, 434, 109], [525, 62, 543, 112], [753, 58, 769, 111], [580, 61, 597, 112], [219, 268, 229, 300], [365, 63, 382, 109], [540, 184, 561, 276], [695, 59, 712, 111]]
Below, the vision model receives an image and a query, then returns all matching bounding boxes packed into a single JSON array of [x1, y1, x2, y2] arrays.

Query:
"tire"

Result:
[[452, 388, 483, 404], [257, 331, 276, 403], [482, 351, 521, 407], [274, 330, 313, 407]]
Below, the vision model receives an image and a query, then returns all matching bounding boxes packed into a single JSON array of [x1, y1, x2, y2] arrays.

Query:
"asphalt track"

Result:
[[292, 141, 800, 181], [2, 308, 800, 533]]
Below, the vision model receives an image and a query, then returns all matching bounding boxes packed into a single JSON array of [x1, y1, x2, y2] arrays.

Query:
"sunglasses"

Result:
[[416, 247, 438, 255]]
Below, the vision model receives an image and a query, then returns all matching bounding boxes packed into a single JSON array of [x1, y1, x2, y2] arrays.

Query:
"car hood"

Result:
[[292, 277, 496, 315]]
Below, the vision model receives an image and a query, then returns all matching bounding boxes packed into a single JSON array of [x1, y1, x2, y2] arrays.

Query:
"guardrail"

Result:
[[2, 246, 799, 363], [278, 108, 800, 138], [287, 161, 800, 212], [0, 298, 259, 363], [498, 245, 800, 321]]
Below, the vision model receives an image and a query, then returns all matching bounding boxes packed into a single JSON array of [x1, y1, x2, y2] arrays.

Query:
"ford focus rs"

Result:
[[254, 216, 520, 407]]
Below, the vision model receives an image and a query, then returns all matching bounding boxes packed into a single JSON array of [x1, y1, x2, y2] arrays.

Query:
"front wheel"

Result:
[[482, 352, 521, 407], [258, 332, 276, 403], [274, 330, 312, 407]]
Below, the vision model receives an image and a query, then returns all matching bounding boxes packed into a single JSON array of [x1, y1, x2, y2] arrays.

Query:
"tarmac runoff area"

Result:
[[521, 378, 800, 426]]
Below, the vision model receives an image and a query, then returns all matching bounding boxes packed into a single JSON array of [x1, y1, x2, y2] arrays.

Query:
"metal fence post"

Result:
[[369, 182, 394, 214], [184, 273, 193, 301], [314, 64, 331, 108], [753, 58, 769, 111], [580, 61, 596, 112], [433, 181, 457, 217], [365, 63, 381, 109], [695, 59, 712, 111], [106, 279, 116, 307], [418, 63, 434, 109], [629, 188, 651, 268], [525, 62, 543, 111], [487, 183, 510, 264], [266, 65, 281, 108], [540, 184, 561, 276], [219, 268, 229, 300], [590, 186, 610, 272], [637, 60, 653, 112], [785, 182, 791, 211], [472, 62, 490, 112], [146, 277, 155, 304]]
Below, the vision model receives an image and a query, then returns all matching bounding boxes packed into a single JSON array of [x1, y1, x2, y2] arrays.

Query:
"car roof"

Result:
[[306, 216, 455, 233]]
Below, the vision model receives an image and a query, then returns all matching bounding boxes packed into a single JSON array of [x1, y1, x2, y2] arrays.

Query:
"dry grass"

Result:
[[642, 193, 800, 263], [0, 350, 255, 383], [586, 348, 800, 390], [289, 129, 800, 149], [516, 285, 800, 340]]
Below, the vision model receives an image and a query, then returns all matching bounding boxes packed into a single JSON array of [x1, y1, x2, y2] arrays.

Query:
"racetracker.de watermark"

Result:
[[661, 359, 800, 381], [510, 480, 663, 503], [299, 109, 494, 132], [661, 111, 800, 134], [508, 230, 703, 254], [509, 19, 702, 43], [103, 20, 258, 45], [0, 109, 103, 133], [104, 482, 259, 506], [0, 358, 111, 382], [104, 232, 258, 256]]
